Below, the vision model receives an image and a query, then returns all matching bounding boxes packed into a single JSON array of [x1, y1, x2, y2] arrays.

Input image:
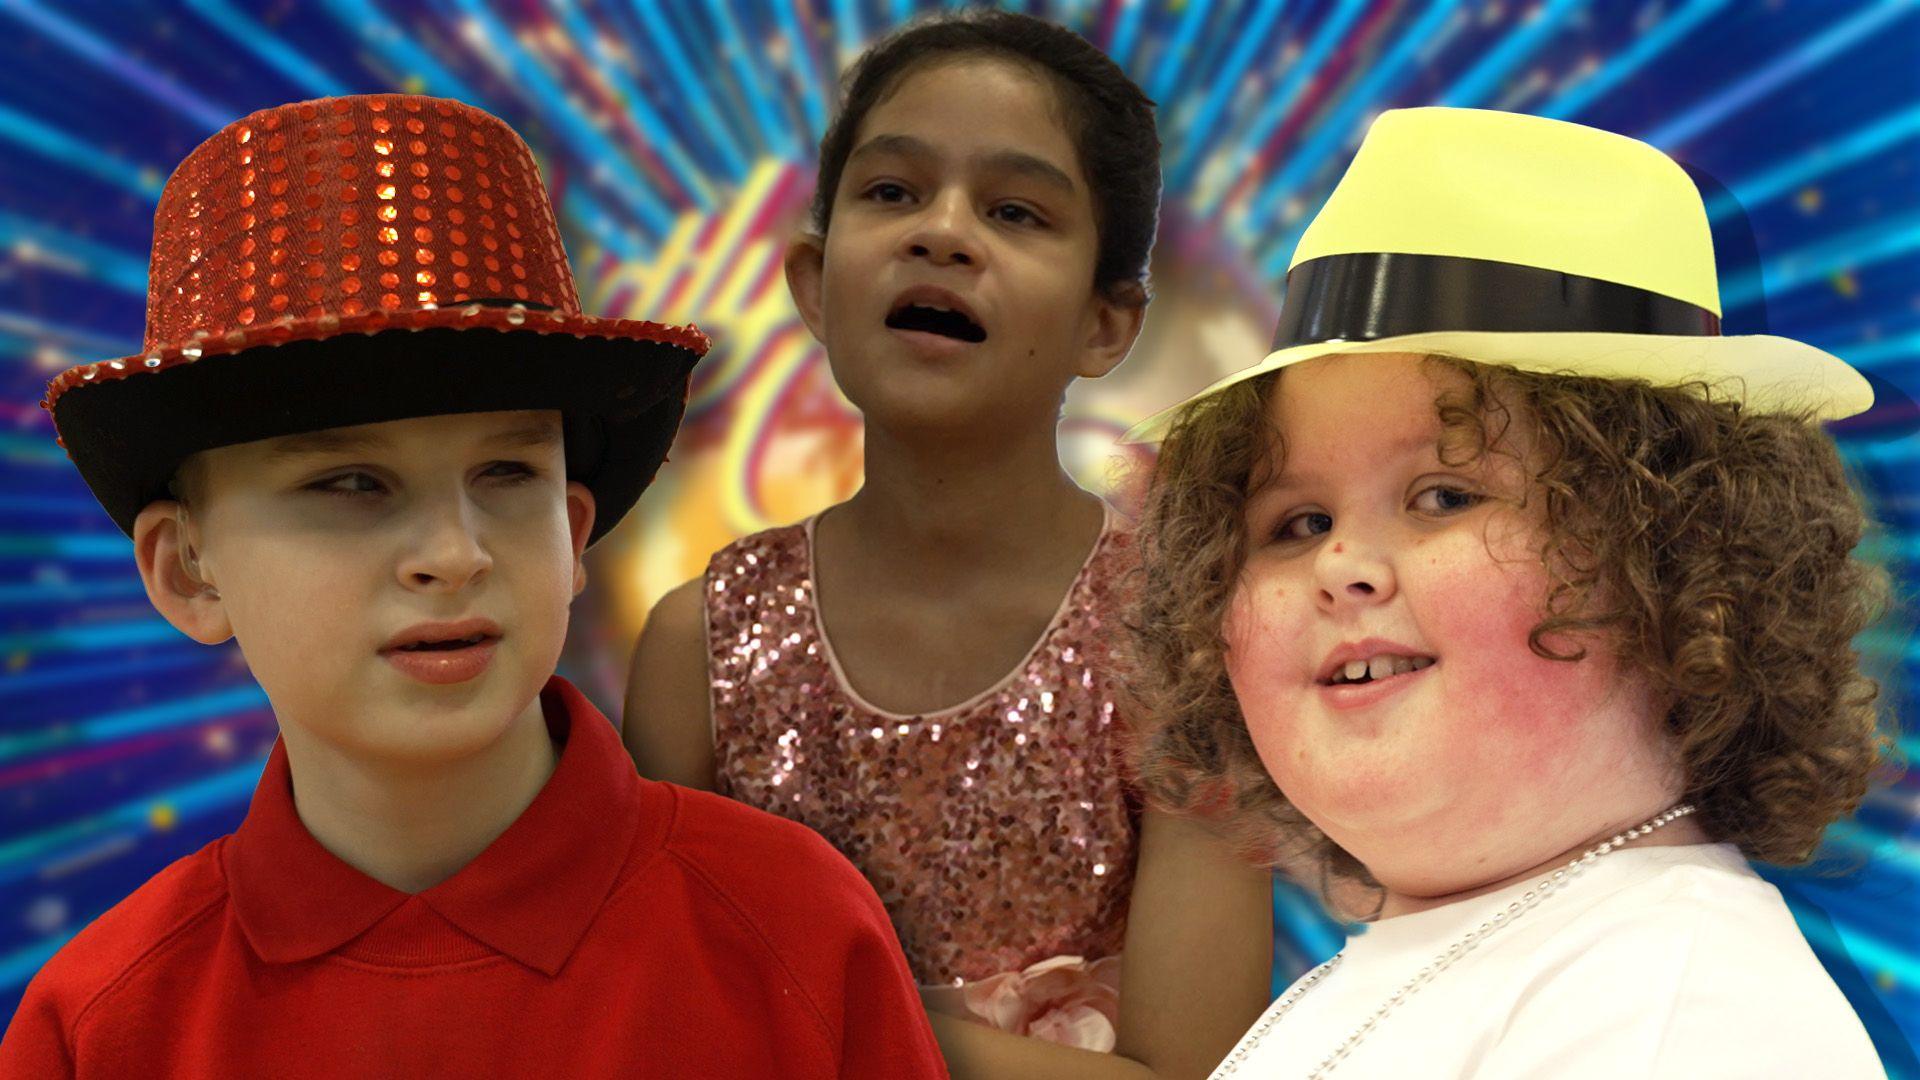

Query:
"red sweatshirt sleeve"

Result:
[[665, 785, 949, 1079], [833, 871, 949, 1079], [0, 966, 79, 1078]]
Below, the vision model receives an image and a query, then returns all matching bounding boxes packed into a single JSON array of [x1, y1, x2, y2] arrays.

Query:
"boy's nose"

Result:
[[398, 498, 493, 591]]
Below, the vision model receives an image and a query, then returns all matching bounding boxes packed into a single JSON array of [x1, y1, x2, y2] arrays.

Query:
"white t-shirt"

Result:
[[1212, 843, 1884, 1078]]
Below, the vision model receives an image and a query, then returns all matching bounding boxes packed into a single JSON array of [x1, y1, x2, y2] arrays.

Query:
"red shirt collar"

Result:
[[224, 676, 645, 976]]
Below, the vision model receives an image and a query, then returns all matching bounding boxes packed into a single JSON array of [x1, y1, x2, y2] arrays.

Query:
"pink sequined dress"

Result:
[[705, 505, 1140, 1038]]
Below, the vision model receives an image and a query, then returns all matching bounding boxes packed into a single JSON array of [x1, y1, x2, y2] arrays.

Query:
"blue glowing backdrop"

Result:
[[0, 1, 1915, 1068]]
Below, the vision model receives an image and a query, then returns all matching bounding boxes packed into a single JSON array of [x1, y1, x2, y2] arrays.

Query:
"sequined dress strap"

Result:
[[705, 522, 813, 719]]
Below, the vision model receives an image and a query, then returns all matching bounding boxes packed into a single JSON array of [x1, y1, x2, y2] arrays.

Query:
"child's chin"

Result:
[[1291, 769, 1443, 833], [352, 714, 524, 764], [319, 677, 546, 760]]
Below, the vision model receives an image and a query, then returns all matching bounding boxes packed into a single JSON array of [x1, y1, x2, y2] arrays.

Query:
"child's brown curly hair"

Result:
[[1123, 354, 1900, 913]]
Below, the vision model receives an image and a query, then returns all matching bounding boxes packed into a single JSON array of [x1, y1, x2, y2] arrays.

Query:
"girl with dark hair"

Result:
[[625, 10, 1273, 1078]]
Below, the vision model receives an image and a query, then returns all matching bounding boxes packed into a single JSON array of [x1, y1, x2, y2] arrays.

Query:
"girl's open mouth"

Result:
[[885, 303, 987, 343]]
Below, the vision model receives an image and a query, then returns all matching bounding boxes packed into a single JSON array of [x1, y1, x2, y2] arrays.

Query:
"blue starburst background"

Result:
[[0, 0, 1915, 1070]]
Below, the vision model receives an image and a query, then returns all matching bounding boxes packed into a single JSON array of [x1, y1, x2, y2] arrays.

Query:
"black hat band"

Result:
[[1272, 252, 1722, 351]]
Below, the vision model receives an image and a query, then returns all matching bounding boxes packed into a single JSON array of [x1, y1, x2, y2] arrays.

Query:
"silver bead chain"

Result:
[[1213, 803, 1697, 1079]]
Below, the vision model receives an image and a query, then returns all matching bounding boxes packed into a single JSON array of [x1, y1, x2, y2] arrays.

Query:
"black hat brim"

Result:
[[51, 326, 700, 545]]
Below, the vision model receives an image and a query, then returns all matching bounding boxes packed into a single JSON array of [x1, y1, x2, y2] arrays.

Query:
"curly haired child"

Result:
[[1128, 107, 1892, 1077]]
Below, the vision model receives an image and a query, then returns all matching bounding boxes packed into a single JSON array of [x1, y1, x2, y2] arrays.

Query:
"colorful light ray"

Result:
[[0, 4, 1910, 1066]]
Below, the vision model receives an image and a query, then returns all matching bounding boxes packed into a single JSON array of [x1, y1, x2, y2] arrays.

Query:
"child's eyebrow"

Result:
[[485, 423, 564, 451], [262, 422, 560, 460], [849, 133, 1076, 195], [264, 430, 389, 459], [981, 149, 1076, 195], [1252, 432, 1448, 496]]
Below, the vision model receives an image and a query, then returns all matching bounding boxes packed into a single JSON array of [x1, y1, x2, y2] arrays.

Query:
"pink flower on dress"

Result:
[[960, 954, 1123, 1052]]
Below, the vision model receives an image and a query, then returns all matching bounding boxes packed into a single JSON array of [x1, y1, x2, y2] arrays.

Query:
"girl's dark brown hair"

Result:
[[1125, 356, 1901, 914], [810, 8, 1160, 303]]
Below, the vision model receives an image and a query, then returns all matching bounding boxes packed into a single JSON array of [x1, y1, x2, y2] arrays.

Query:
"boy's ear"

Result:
[[1076, 283, 1149, 379], [133, 501, 232, 645], [566, 481, 597, 597], [783, 233, 828, 345]]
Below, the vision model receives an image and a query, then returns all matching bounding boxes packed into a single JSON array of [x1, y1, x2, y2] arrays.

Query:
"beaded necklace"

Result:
[[1213, 804, 1698, 1078]]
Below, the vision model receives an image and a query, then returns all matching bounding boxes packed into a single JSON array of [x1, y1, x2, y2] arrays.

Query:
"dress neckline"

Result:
[[801, 502, 1116, 722]]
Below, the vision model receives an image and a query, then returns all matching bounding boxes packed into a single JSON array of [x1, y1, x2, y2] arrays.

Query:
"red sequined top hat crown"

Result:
[[45, 93, 710, 545]]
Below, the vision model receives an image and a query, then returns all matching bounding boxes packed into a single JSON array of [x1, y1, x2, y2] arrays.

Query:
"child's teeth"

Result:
[[1331, 654, 1434, 684]]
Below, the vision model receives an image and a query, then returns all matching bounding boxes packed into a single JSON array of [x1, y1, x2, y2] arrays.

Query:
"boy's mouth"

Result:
[[381, 618, 503, 654], [382, 619, 502, 687], [395, 633, 492, 652], [885, 287, 987, 344]]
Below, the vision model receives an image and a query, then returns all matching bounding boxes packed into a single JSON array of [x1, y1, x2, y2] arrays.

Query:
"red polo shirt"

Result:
[[0, 677, 948, 1079]]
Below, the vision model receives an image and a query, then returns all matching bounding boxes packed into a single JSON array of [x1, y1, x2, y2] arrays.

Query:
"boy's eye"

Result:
[[305, 462, 538, 496], [862, 181, 911, 203], [309, 471, 385, 496], [482, 460, 540, 483]]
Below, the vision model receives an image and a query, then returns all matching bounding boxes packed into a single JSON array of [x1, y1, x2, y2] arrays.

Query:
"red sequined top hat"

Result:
[[44, 93, 709, 545]]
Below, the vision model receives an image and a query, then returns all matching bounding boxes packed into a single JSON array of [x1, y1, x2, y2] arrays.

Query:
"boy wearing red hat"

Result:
[[0, 95, 947, 1079]]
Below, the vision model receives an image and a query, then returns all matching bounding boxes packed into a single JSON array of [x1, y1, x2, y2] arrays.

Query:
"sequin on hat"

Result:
[[44, 93, 709, 544]]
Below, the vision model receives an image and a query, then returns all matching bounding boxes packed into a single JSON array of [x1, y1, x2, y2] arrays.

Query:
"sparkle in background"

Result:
[[0, 0, 1915, 1068]]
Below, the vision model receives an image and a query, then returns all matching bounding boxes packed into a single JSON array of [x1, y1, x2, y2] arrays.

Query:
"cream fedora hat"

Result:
[[1124, 107, 1872, 442]]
